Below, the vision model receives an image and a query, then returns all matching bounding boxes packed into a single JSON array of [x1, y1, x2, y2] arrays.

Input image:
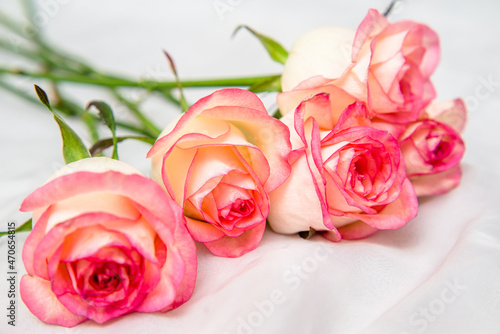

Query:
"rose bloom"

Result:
[[268, 93, 418, 241], [279, 9, 440, 124], [398, 99, 467, 196], [148, 89, 291, 257], [20, 157, 197, 327]]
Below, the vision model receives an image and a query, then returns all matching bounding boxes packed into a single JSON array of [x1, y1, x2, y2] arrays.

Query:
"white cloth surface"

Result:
[[0, 0, 499, 333]]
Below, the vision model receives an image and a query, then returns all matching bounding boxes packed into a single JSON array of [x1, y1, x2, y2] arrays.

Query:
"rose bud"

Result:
[[399, 99, 467, 196]]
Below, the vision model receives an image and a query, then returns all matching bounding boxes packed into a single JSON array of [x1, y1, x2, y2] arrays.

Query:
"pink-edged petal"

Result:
[[42, 192, 140, 233], [278, 76, 340, 116], [294, 103, 335, 230], [295, 92, 334, 130], [185, 216, 226, 242], [203, 221, 266, 258], [370, 119, 407, 139], [32, 213, 136, 280], [133, 204, 196, 312], [160, 144, 198, 205], [160, 221, 198, 312], [22, 207, 51, 276], [278, 76, 359, 125], [319, 228, 342, 242], [410, 164, 462, 197], [331, 101, 372, 133], [147, 88, 267, 158], [423, 98, 467, 133], [56, 290, 138, 324], [186, 146, 257, 199], [20, 170, 180, 228], [20, 275, 87, 327], [123, 203, 190, 311], [337, 221, 379, 240], [406, 24, 440, 77], [133, 250, 180, 313], [200, 105, 291, 192], [344, 178, 418, 230], [100, 217, 158, 262], [352, 9, 388, 61], [370, 49, 407, 91]]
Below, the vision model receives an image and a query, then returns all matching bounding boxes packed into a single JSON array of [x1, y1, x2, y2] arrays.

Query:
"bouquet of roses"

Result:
[[0, 3, 466, 327]]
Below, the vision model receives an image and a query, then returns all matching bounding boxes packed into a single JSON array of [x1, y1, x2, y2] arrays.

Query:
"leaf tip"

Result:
[[34, 85, 52, 111]]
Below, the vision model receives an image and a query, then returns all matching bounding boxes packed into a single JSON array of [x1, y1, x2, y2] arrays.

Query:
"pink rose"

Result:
[[399, 99, 467, 196], [147, 89, 291, 257], [268, 93, 418, 241], [341, 9, 440, 123], [279, 9, 440, 124], [20, 158, 197, 327]]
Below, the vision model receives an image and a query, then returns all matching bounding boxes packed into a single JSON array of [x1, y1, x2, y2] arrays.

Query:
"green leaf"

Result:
[[34, 84, 52, 110], [89, 136, 155, 156], [234, 25, 288, 65], [34, 85, 91, 164], [0, 219, 32, 237], [87, 101, 118, 159], [248, 75, 282, 93]]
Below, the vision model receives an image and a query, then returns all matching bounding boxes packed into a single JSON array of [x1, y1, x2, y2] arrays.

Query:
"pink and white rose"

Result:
[[148, 89, 291, 257], [20, 157, 197, 327], [279, 9, 440, 124], [398, 98, 467, 196], [269, 93, 418, 241]]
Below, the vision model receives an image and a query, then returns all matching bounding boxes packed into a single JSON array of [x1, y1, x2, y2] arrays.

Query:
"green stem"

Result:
[[159, 88, 182, 106], [110, 88, 161, 137], [0, 11, 27, 37], [0, 68, 280, 89], [20, 0, 42, 43], [0, 78, 154, 138], [148, 75, 281, 89], [0, 37, 38, 61]]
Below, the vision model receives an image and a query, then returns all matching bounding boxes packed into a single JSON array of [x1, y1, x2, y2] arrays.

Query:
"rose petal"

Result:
[[423, 98, 467, 133], [42, 192, 141, 233], [32, 213, 136, 280], [185, 217, 226, 242], [336, 221, 379, 240], [344, 178, 418, 229], [410, 164, 462, 197], [352, 9, 389, 61], [203, 222, 266, 258], [20, 275, 87, 327], [147, 89, 268, 158], [22, 207, 51, 276], [159, 221, 198, 312], [20, 170, 179, 227]]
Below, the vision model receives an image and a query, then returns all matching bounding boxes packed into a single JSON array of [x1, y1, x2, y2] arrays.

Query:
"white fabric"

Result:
[[1, 0, 499, 333]]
